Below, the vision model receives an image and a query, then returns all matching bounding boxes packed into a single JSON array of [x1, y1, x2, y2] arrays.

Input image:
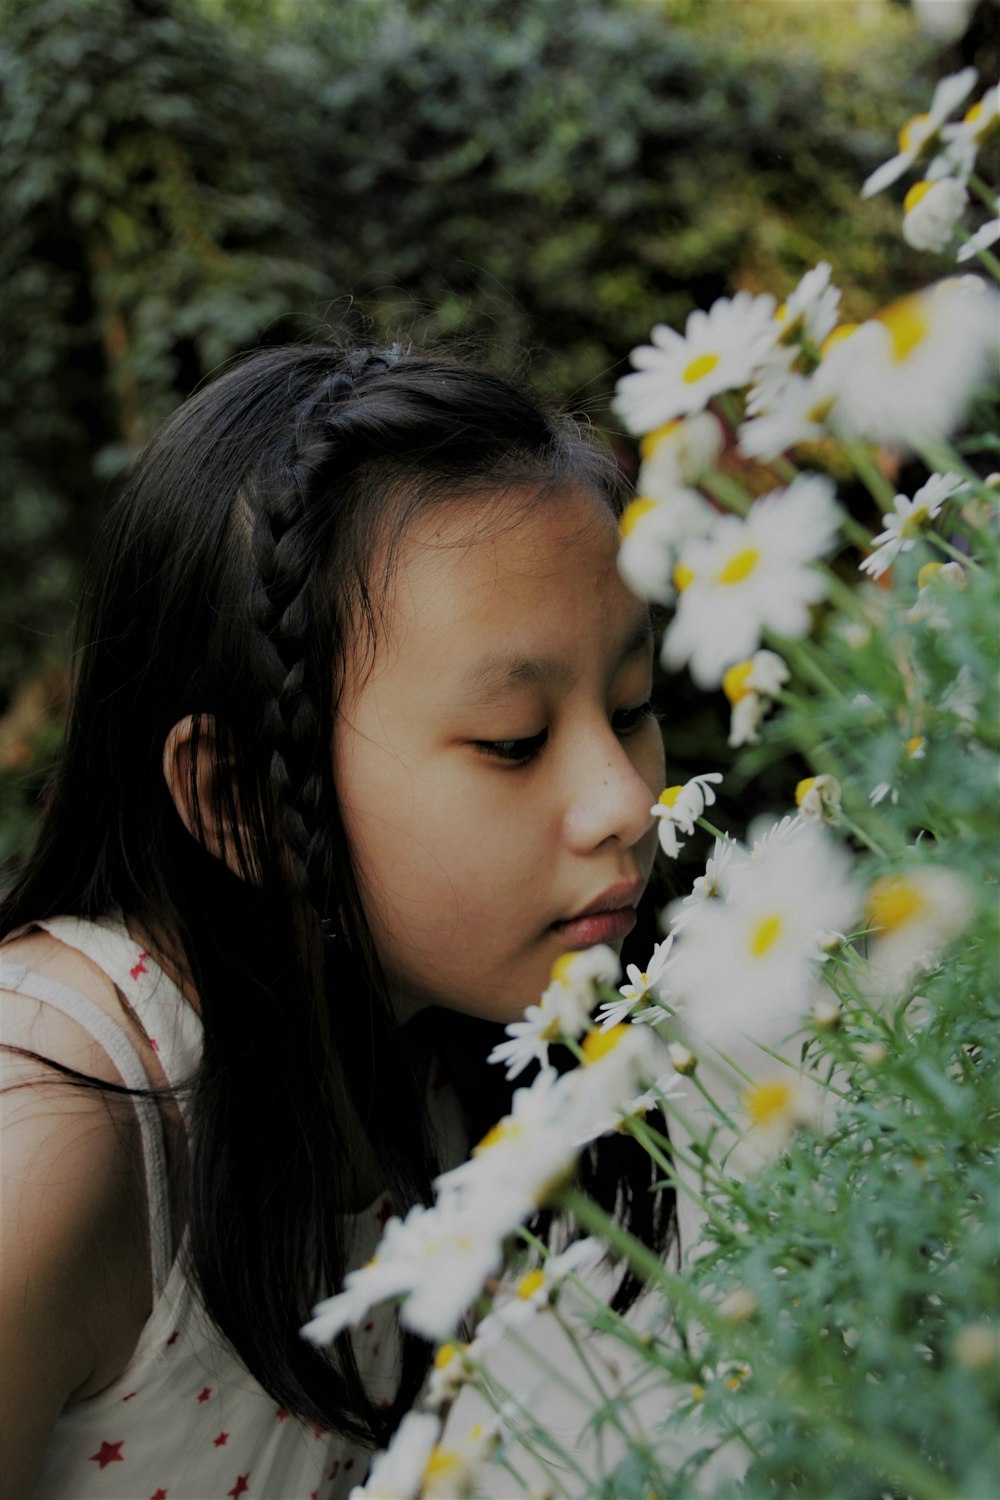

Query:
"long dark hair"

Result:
[[1, 344, 674, 1443]]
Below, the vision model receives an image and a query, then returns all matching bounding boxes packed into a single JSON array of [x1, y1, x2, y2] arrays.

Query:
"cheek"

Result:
[[636, 719, 667, 797]]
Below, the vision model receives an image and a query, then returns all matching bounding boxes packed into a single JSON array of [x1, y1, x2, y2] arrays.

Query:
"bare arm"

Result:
[[0, 991, 152, 1500]]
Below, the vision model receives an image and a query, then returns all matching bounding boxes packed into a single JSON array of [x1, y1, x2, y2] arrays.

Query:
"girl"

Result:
[[0, 345, 674, 1499]]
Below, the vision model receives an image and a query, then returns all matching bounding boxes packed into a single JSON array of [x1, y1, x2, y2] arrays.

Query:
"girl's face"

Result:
[[334, 484, 665, 1023]]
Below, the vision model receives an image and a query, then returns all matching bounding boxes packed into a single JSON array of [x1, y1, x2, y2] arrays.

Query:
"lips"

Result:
[[551, 879, 644, 948], [560, 879, 645, 925]]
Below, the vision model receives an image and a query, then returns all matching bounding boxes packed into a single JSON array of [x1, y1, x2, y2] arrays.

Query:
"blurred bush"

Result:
[[0, 0, 938, 871]]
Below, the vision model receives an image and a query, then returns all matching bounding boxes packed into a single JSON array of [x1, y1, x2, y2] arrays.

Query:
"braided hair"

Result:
[[1, 344, 674, 1442]]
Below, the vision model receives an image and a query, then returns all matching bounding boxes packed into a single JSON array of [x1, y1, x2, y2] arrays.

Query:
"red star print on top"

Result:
[[90, 1440, 124, 1469], [227, 1475, 250, 1499]]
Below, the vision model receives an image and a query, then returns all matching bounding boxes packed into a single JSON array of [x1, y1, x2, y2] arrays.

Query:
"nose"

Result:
[[561, 725, 659, 856]]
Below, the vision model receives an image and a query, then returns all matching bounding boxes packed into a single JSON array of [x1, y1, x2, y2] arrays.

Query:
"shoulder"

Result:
[[0, 929, 156, 1496]]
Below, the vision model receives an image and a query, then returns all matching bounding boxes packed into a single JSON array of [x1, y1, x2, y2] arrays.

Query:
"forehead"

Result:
[[350, 483, 650, 693]]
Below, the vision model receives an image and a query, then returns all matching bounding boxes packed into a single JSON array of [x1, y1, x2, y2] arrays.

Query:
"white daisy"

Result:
[[650, 771, 723, 858], [794, 774, 842, 825], [302, 1197, 508, 1345], [938, 84, 1000, 182], [425, 1341, 476, 1409], [616, 488, 716, 605], [902, 177, 969, 252], [637, 412, 725, 492], [421, 1420, 501, 1499], [614, 291, 778, 433], [740, 1069, 825, 1158], [348, 1411, 442, 1500], [738, 373, 831, 460], [864, 866, 974, 994], [597, 935, 677, 1029], [488, 946, 620, 1079], [670, 821, 859, 1045], [859, 471, 966, 580], [775, 260, 842, 350], [823, 279, 1000, 452], [436, 1066, 582, 1222], [662, 474, 841, 688], [474, 1238, 605, 1344], [861, 67, 978, 198], [906, 558, 969, 626], [911, 0, 978, 44], [722, 649, 790, 747], [664, 835, 747, 932], [580, 1061, 687, 1143], [957, 207, 1000, 262]]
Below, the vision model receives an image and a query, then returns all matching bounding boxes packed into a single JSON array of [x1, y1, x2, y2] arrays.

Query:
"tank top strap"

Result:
[[0, 959, 174, 1295], [35, 914, 203, 1122]]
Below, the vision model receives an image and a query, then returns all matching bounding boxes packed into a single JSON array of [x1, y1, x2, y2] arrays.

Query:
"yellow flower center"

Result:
[[517, 1268, 546, 1300], [722, 660, 755, 704], [619, 496, 658, 539], [866, 874, 927, 934], [807, 395, 835, 424], [876, 293, 930, 364], [474, 1117, 521, 1155], [550, 951, 580, 986], [965, 100, 984, 125], [639, 419, 683, 460], [898, 112, 929, 153], [691, 1383, 707, 1402], [716, 547, 760, 586], [582, 1025, 628, 1064], [658, 785, 683, 808], [899, 504, 933, 540], [682, 351, 720, 386], [820, 322, 859, 358], [903, 180, 935, 214], [745, 1078, 793, 1127], [795, 776, 817, 807], [434, 1342, 462, 1370], [906, 736, 925, 758], [424, 1447, 463, 1484], [749, 913, 783, 958], [539, 1013, 563, 1043], [673, 560, 695, 591], [917, 561, 943, 589]]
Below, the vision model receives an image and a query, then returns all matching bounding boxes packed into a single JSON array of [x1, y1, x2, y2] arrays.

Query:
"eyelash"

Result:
[[475, 701, 659, 766]]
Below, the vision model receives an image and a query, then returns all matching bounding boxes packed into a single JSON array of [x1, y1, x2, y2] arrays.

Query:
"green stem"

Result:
[[775, 636, 845, 701], [478, 1352, 599, 1488], [912, 435, 991, 498], [842, 440, 897, 510], [771, 453, 799, 484], [558, 1187, 738, 1340], [973, 244, 1000, 280], [926, 532, 981, 570], [839, 813, 889, 859], [688, 1069, 742, 1131], [968, 171, 999, 212], [703, 469, 751, 516], [694, 815, 730, 843]]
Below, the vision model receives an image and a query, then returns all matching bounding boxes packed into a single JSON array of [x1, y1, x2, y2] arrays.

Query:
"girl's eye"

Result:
[[474, 729, 548, 765], [613, 700, 658, 734]]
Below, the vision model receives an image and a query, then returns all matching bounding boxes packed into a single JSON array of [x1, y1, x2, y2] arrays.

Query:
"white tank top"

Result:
[[2, 914, 401, 1500]]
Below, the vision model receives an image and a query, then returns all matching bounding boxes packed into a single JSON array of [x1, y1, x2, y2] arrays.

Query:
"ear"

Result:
[[162, 714, 245, 871]]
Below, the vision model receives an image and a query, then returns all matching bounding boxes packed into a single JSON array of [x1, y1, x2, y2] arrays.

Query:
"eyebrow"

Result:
[[459, 614, 654, 705]]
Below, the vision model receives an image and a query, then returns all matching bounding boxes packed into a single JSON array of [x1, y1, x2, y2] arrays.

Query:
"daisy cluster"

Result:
[[613, 251, 996, 725], [859, 68, 1000, 261], [303, 958, 677, 1351]]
